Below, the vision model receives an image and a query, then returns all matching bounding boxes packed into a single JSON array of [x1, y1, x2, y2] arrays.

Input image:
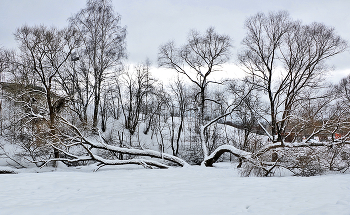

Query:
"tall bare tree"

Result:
[[239, 11, 348, 143], [14, 25, 80, 163], [69, 0, 127, 129], [158, 27, 232, 158]]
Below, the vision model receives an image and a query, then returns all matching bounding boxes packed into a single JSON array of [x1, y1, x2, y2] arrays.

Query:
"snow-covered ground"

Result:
[[1, 163, 349, 215]]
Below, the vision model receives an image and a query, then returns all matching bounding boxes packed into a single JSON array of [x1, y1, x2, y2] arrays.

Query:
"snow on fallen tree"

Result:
[[198, 99, 350, 176], [203, 145, 252, 167], [199, 94, 257, 167], [36, 116, 189, 170]]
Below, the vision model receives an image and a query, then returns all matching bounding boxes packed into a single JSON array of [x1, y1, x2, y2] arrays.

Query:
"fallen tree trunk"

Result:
[[202, 145, 252, 167], [56, 116, 189, 169]]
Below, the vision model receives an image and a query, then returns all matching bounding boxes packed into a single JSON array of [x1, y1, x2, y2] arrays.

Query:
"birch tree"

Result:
[[69, 0, 127, 129]]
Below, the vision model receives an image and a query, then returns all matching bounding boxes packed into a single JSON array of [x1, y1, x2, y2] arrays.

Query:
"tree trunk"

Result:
[[47, 87, 59, 167], [93, 79, 101, 129]]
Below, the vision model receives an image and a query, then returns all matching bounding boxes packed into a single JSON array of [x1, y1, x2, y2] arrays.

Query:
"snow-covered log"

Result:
[[59, 116, 189, 168], [202, 145, 252, 167], [35, 156, 169, 169], [199, 97, 253, 166]]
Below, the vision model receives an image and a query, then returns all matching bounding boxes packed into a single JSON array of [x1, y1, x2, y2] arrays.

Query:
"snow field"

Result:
[[0, 163, 350, 215]]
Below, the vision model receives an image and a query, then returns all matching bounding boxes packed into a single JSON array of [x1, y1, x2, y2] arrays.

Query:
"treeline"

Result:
[[0, 0, 349, 176]]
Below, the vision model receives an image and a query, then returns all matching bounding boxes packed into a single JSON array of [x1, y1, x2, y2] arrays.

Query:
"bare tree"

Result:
[[4, 42, 188, 170], [239, 11, 348, 143], [69, 0, 127, 129], [228, 79, 263, 151], [168, 77, 189, 156], [158, 27, 232, 159], [14, 25, 80, 164], [117, 62, 156, 139], [337, 75, 350, 107], [56, 55, 94, 126]]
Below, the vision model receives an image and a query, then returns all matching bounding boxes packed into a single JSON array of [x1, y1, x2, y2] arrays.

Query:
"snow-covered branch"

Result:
[[203, 145, 252, 167], [59, 116, 189, 167]]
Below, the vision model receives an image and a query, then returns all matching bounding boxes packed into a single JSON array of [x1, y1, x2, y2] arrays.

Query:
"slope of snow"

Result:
[[0, 163, 349, 215]]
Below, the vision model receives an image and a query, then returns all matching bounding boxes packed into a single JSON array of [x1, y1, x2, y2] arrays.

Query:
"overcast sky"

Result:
[[0, 0, 349, 82]]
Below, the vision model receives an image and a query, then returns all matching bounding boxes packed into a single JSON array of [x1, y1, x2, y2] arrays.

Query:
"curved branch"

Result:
[[59, 116, 189, 167], [203, 145, 252, 167]]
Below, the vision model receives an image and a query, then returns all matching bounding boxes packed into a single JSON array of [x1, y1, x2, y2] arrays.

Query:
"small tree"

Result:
[[117, 62, 156, 140], [168, 77, 189, 156]]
